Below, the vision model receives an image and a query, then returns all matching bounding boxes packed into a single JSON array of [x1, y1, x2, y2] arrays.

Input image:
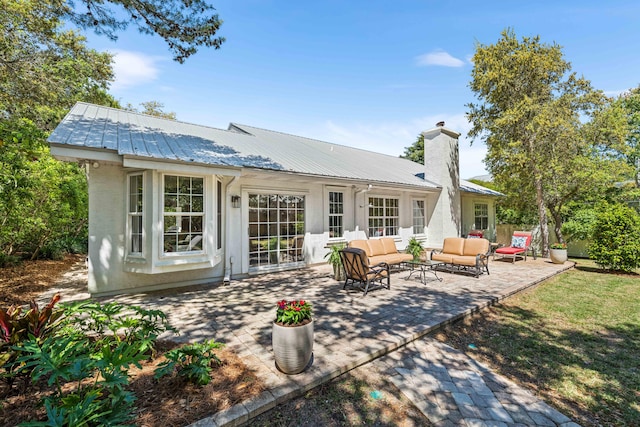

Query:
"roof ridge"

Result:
[[230, 123, 404, 158], [74, 102, 244, 136]]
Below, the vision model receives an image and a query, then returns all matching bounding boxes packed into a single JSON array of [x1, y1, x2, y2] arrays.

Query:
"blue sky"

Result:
[[85, 1, 640, 178]]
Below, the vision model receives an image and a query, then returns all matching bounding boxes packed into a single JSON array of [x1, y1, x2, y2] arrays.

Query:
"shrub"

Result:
[[154, 339, 224, 385], [589, 203, 640, 272]]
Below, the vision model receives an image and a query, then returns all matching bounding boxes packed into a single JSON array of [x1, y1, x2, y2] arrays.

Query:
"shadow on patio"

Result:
[[86, 258, 573, 426]]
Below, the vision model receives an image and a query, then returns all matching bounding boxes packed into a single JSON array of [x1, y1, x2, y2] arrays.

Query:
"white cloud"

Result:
[[309, 114, 488, 178], [416, 50, 466, 67], [110, 50, 163, 90]]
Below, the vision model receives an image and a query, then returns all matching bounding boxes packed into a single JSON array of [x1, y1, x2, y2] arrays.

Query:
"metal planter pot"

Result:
[[272, 319, 314, 374]]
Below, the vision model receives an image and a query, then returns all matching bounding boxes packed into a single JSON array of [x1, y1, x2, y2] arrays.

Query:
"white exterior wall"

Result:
[[86, 164, 441, 295], [460, 194, 497, 241], [422, 126, 461, 243]]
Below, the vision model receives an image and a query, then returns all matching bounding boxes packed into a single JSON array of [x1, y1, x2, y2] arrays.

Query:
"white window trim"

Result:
[[158, 173, 211, 260], [326, 188, 345, 240], [473, 201, 489, 230], [367, 195, 400, 238], [411, 198, 427, 236], [125, 172, 145, 259]]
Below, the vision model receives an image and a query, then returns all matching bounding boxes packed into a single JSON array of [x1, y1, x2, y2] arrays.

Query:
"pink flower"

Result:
[[277, 300, 287, 309]]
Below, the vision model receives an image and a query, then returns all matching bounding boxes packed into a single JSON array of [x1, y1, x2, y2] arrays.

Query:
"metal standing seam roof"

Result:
[[47, 102, 497, 194]]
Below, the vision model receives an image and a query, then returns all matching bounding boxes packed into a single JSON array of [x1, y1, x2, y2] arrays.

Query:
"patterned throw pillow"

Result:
[[511, 236, 527, 248]]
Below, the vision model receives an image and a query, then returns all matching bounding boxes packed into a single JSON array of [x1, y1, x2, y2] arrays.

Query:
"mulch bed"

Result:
[[0, 256, 266, 427]]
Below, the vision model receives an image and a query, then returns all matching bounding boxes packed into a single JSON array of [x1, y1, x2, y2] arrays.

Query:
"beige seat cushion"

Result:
[[348, 240, 371, 256], [366, 239, 386, 256], [380, 238, 399, 255], [463, 238, 489, 256], [452, 256, 478, 266], [432, 253, 455, 264], [441, 238, 465, 256]]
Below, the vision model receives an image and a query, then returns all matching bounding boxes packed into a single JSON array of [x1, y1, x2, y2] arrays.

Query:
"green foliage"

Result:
[[154, 339, 224, 386], [466, 29, 630, 255], [1, 299, 186, 425], [66, 0, 226, 63], [561, 207, 598, 242], [324, 243, 345, 267], [406, 237, 424, 260], [400, 134, 424, 164], [275, 299, 312, 326], [61, 301, 177, 355], [611, 85, 640, 185], [124, 101, 177, 120], [0, 294, 63, 378], [589, 203, 640, 272], [16, 334, 141, 426], [0, 1, 117, 261]]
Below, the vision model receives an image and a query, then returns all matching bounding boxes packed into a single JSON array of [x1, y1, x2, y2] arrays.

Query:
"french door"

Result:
[[248, 194, 305, 268]]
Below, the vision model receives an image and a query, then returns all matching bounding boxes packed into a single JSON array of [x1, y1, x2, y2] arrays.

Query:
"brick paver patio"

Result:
[[46, 257, 579, 426]]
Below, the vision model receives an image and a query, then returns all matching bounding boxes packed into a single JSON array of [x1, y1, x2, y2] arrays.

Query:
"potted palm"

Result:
[[324, 243, 345, 281], [272, 299, 313, 374], [549, 242, 568, 264], [406, 237, 424, 261]]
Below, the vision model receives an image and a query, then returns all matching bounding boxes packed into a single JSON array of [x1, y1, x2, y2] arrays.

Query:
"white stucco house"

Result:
[[48, 102, 501, 296]]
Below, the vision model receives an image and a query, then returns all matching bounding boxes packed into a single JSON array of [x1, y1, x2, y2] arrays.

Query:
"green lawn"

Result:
[[435, 259, 640, 426]]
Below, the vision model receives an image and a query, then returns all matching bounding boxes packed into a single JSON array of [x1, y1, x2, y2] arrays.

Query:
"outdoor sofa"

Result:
[[430, 237, 491, 278], [347, 238, 413, 267]]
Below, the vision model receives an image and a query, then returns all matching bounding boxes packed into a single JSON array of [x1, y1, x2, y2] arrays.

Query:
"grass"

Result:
[[434, 258, 640, 426], [250, 364, 431, 426]]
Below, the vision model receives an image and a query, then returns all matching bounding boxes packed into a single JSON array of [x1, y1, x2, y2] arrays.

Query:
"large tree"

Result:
[[0, 0, 117, 259], [611, 85, 640, 186], [466, 29, 628, 256], [68, 0, 225, 63]]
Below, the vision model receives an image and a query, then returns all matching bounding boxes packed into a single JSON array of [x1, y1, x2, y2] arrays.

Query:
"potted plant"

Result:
[[406, 237, 424, 261], [324, 243, 345, 281], [549, 242, 568, 264], [272, 299, 313, 374]]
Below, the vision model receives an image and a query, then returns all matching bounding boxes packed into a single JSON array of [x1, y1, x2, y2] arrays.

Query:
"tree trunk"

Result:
[[550, 206, 565, 244], [534, 178, 550, 258]]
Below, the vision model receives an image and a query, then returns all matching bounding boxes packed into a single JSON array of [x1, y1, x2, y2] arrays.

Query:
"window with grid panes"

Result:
[[127, 174, 143, 255], [368, 197, 399, 237], [328, 191, 344, 238], [163, 175, 204, 253], [474, 203, 489, 230], [412, 199, 426, 234]]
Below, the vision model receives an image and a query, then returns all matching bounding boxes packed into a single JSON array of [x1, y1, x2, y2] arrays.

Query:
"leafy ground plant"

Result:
[[432, 258, 640, 427], [154, 339, 224, 385]]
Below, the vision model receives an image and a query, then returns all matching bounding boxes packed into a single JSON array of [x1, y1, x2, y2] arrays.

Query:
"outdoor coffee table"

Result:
[[401, 259, 444, 284]]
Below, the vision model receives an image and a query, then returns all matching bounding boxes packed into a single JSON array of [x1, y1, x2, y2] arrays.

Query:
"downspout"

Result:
[[223, 176, 238, 285], [353, 184, 372, 236]]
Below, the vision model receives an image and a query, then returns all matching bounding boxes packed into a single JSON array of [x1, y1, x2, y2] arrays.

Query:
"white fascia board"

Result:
[[122, 157, 241, 176], [50, 145, 121, 164]]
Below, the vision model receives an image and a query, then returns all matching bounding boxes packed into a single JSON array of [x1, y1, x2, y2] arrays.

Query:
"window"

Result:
[[163, 175, 204, 253], [328, 191, 344, 238], [412, 199, 426, 234], [368, 197, 399, 237], [127, 174, 144, 255], [248, 194, 305, 267], [474, 203, 489, 230]]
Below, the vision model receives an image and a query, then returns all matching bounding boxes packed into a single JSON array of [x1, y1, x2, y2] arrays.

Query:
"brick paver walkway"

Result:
[[46, 258, 579, 427]]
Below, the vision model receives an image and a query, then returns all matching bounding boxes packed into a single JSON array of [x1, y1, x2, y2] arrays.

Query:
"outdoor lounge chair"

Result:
[[493, 231, 535, 263], [339, 247, 390, 296]]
